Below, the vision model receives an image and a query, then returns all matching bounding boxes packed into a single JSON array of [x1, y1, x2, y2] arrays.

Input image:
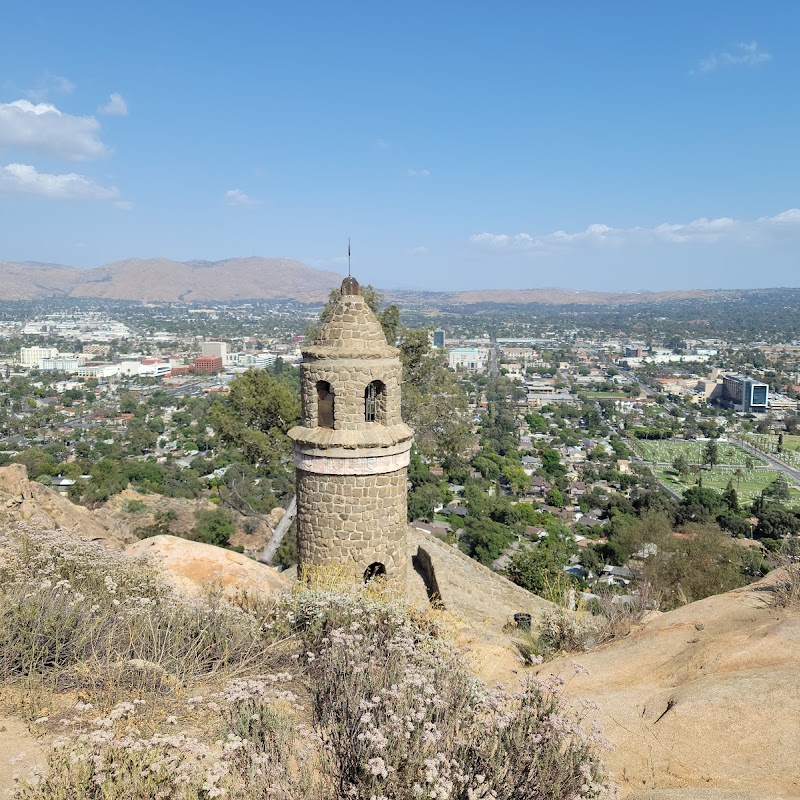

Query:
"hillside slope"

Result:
[[0, 257, 342, 302], [536, 574, 800, 798]]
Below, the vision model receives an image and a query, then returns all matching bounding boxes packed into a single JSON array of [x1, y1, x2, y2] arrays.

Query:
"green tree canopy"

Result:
[[209, 369, 300, 471], [399, 328, 472, 474]]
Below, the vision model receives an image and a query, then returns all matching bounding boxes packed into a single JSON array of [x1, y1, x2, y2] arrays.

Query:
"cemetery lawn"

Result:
[[635, 439, 762, 466]]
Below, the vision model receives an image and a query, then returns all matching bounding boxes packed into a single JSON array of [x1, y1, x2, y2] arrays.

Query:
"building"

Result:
[[231, 352, 277, 369], [624, 345, 643, 358], [38, 356, 84, 372], [201, 341, 228, 361], [433, 330, 446, 349], [18, 346, 58, 367], [288, 276, 414, 584], [76, 363, 119, 379], [769, 393, 798, 412], [193, 355, 224, 374], [721, 374, 769, 413], [448, 347, 489, 373]]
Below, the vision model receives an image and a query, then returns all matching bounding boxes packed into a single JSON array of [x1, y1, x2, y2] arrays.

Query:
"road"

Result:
[[628, 452, 683, 501], [615, 366, 678, 411], [489, 337, 499, 379], [733, 437, 800, 488]]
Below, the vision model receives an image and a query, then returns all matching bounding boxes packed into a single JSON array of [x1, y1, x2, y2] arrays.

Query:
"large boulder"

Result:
[[0, 464, 129, 548], [535, 573, 800, 798], [126, 534, 291, 603]]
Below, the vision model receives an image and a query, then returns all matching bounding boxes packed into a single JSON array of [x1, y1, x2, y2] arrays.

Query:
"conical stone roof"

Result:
[[303, 278, 398, 360]]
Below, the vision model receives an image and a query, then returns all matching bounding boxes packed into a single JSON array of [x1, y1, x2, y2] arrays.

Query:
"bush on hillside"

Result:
[[5, 528, 615, 800]]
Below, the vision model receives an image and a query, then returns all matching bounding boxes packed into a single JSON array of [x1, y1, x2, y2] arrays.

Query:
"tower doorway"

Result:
[[364, 562, 386, 582]]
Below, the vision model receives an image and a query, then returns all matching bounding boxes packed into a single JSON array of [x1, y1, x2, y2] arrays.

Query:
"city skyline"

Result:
[[1, 1, 799, 292]]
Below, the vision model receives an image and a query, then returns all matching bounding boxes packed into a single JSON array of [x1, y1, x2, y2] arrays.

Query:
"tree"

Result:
[[503, 463, 531, 497], [652, 523, 750, 606], [407, 483, 445, 522], [12, 448, 60, 479], [525, 412, 548, 434], [398, 328, 472, 472], [754, 507, 799, 540], [672, 454, 690, 478], [505, 529, 577, 597], [126, 419, 157, 453], [766, 474, 791, 503], [703, 439, 720, 469], [546, 487, 564, 508], [210, 369, 300, 471], [539, 449, 566, 479], [193, 508, 235, 547], [721, 480, 739, 513], [459, 516, 513, 566]]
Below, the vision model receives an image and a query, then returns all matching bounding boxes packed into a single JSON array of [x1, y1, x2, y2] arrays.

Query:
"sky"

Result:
[[1, 1, 799, 292]]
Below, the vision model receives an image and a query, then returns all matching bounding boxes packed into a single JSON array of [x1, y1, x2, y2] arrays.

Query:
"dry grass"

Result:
[[2, 524, 616, 800], [772, 543, 800, 609]]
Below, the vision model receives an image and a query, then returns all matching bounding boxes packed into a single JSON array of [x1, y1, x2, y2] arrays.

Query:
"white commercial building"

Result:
[[39, 357, 84, 372], [232, 352, 277, 369], [201, 341, 228, 360], [118, 360, 171, 378], [19, 346, 58, 367], [448, 347, 490, 373], [76, 363, 120, 379]]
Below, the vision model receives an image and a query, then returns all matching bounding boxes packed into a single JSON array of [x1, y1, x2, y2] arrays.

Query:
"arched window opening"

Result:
[[316, 381, 335, 429], [364, 562, 386, 583], [364, 380, 386, 423]]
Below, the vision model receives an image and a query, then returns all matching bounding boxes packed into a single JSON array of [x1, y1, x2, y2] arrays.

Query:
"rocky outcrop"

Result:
[[535, 572, 800, 798], [126, 534, 291, 603], [0, 465, 130, 548], [407, 528, 553, 629]]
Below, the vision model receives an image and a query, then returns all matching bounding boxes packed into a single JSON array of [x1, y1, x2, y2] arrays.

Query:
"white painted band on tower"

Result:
[[294, 448, 411, 475]]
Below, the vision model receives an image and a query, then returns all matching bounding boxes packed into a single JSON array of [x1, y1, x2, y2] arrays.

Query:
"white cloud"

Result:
[[0, 99, 108, 160], [376, 138, 389, 150], [469, 209, 800, 252], [225, 188, 260, 207], [0, 162, 123, 204], [698, 41, 771, 73], [407, 168, 430, 177], [409, 245, 428, 256], [24, 73, 75, 102], [99, 93, 128, 116]]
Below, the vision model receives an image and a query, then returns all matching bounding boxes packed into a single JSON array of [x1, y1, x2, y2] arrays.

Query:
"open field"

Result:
[[656, 465, 800, 507], [635, 439, 763, 466]]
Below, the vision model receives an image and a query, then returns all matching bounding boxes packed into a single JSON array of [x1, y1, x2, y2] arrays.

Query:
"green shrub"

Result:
[[192, 507, 235, 546], [124, 498, 147, 514]]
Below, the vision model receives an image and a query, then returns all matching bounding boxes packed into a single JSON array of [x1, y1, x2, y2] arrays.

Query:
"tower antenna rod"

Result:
[[348, 238, 351, 276]]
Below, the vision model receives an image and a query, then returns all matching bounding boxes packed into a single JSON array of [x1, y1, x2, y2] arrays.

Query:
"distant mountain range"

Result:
[[396, 287, 731, 307], [0, 257, 775, 306], [0, 257, 343, 303]]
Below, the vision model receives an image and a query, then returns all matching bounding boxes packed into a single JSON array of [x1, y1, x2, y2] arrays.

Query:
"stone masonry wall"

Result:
[[296, 467, 408, 583], [301, 359, 402, 430]]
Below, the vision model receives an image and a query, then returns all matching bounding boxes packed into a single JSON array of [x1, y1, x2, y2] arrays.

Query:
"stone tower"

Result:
[[288, 277, 414, 583]]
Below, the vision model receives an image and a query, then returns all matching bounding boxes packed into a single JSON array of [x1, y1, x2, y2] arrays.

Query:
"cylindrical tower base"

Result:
[[295, 465, 408, 584]]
